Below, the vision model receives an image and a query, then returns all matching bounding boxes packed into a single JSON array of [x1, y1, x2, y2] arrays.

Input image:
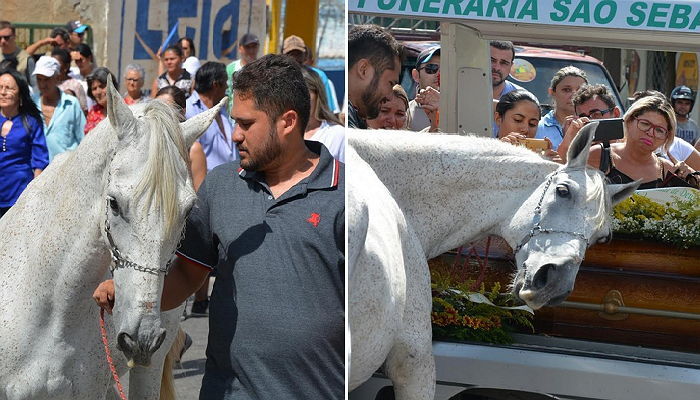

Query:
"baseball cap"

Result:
[[32, 56, 61, 77], [282, 35, 306, 54], [415, 46, 441, 68], [239, 33, 259, 46], [67, 20, 88, 34]]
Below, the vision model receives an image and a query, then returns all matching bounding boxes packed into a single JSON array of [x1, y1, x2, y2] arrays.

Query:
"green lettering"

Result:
[[443, 0, 463, 15], [689, 8, 700, 29], [627, 2, 647, 27], [399, 0, 422, 12], [550, 0, 571, 22], [464, 0, 484, 16], [647, 3, 670, 28], [486, 0, 509, 18], [518, 0, 538, 20], [570, 0, 591, 23], [508, 0, 519, 18], [357, 0, 367, 7], [378, 0, 397, 10], [594, 0, 616, 24], [422, 0, 440, 13], [669, 4, 691, 29]]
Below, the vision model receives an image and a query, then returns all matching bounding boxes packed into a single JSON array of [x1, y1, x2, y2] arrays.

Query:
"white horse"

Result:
[[348, 124, 639, 399], [0, 78, 224, 400]]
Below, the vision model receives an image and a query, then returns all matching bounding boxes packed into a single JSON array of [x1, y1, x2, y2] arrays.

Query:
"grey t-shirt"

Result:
[[177, 142, 344, 399], [676, 118, 699, 145]]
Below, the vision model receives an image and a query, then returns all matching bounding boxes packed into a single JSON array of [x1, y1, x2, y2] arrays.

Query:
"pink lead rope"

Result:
[[100, 308, 128, 400]]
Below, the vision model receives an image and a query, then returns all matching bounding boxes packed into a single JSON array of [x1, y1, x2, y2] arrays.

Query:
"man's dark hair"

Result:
[[50, 27, 70, 43], [86, 67, 118, 101], [51, 48, 71, 66], [348, 24, 401, 74], [232, 54, 310, 135], [0, 21, 15, 35], [572, 84, 616, 109], [631, 89, 667, 104], [194, 61, 226, 93], [490, 40, 515, 62], [73, 43, 93, 60]]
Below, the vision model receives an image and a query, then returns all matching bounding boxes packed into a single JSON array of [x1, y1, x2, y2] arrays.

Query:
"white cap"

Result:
[[32, 56, 61, 77]]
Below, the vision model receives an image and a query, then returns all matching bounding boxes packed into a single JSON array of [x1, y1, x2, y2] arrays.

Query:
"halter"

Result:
[[512, 171, 590, 258], [103, 164, 171, 276]]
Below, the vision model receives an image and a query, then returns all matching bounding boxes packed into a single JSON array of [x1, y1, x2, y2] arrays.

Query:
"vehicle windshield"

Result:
[[511, 57, 624, 113]]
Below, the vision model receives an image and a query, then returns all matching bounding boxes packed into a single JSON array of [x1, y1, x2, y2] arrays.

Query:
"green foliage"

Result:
[[429, 259, 533, 345], [612, 192, 700, 249]]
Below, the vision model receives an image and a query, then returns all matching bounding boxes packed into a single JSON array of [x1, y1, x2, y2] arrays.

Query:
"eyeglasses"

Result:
[[0, 35, 14, 42], [635, 118, 668, 139], [578, 107, 614, 119], [125, 78, 141, 82], [418, 63, 439, 75]]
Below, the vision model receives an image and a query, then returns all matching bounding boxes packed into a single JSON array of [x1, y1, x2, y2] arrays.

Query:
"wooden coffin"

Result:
[[534, 238, 700, 353], [442, 237, 700, 353]]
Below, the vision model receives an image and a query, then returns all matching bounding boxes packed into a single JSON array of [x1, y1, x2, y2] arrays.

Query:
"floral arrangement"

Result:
[[429, 258, 533, 344], [612, 191, 700, 249]]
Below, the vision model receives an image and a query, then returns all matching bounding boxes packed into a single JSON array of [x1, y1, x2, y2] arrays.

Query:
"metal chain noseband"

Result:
[[513, 171, 590, 256], [103, 162, 171, 276]]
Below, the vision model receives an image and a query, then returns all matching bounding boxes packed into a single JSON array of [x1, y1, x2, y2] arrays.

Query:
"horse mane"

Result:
[[586, 169, 612, 232], [132, 100, 192, 238], [349, 129, 559, 189]]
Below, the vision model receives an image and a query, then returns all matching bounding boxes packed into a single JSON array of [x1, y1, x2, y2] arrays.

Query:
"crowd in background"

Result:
[[348, 23, 700, 190], [1, 20, 345, 220]]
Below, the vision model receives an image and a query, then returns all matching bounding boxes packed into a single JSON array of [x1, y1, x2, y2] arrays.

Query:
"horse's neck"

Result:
[[17, 125, 118, 294], [354, 132, 558, 258]]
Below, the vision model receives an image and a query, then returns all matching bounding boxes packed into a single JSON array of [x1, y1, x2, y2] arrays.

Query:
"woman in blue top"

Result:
[[0, 68, 49, 218], [535, 66, 588, 151]]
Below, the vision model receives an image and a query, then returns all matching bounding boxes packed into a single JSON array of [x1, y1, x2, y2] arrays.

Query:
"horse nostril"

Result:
[[531, 263, 557, 290], [117, 332, 136, 353], [149, 328, 167, 354]]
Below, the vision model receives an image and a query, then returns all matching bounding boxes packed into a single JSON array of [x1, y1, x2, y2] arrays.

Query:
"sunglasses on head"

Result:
[[418, 63, 439, 75]]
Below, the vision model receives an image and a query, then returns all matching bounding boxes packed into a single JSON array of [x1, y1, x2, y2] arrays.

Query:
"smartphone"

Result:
[[517, 138, 551, 152], [592, 118, 624, 142]]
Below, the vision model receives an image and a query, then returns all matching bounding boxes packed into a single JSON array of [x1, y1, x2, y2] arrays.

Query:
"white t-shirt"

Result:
[[658, 137, 695, 162], [310, 120, 345, 162], [183, 56, 201, 77]]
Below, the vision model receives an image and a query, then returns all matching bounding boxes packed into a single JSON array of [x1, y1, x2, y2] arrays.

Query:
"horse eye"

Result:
[[108, 197, 120, 213], [556, 184, 570, 197]]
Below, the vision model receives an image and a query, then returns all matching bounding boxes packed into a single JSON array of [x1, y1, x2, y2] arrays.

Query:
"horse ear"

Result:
[[180, 97, 229, 149], [608, 180, 640, 206], [106, 74, 136, 139], [566, 121, 597, 169]]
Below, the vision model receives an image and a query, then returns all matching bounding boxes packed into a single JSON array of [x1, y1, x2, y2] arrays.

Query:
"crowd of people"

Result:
[[348, 23, 700, 190]]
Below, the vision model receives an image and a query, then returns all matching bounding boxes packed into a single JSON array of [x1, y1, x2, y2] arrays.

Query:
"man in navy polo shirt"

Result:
[[94, 54, 344, 399]]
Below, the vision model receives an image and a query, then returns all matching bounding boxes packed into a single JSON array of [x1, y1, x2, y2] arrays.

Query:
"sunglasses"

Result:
[[0, 35, 14, 41], [418, 63, 439, 75], [578, 107, 614, 119]]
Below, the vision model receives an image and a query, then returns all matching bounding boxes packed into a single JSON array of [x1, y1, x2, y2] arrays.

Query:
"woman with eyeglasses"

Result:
[[123, 63, 148, 105], [587, 94, 697, 189], [0, 68, 49, 218]]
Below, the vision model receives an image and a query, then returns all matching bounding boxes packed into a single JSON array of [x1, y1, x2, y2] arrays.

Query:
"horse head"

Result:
[[101, 77, 226, 366], [510, 122, 638, 309]]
